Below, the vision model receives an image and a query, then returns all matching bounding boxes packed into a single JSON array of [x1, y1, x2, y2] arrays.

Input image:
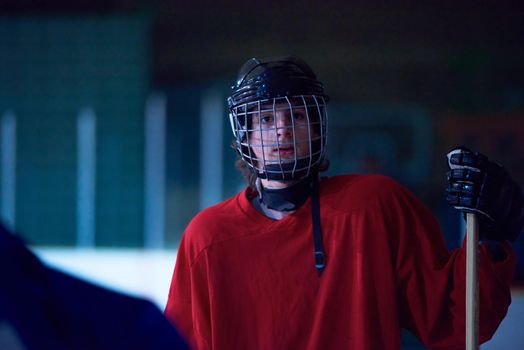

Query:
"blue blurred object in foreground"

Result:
[[0, 223, 188, 350]]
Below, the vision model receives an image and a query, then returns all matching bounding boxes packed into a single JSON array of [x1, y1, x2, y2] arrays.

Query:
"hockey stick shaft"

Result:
[[466, 212, 479, 350]]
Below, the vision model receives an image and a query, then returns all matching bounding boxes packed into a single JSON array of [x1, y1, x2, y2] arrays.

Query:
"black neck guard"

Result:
[[258, 176, 313, 212]]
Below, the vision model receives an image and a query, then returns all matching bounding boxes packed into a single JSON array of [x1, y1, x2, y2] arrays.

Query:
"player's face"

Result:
[[248, 102, 316, 167]]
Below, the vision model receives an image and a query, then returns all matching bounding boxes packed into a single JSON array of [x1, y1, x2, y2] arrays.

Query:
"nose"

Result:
[[275, 112, 292, 137]]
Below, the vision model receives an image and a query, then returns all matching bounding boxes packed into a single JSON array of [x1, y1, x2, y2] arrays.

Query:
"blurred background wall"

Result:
[[1, 1, 523, 349]]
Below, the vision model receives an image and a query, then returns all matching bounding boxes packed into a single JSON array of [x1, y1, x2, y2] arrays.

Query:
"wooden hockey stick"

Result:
[[466, 212, 479, 350]]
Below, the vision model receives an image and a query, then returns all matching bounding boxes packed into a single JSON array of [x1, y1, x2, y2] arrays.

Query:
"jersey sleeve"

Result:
[[384, 179, 516, 349], [164, 233, 212, 350]]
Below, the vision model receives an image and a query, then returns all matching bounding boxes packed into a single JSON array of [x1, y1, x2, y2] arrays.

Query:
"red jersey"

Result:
[[165, 174, 515, 349]]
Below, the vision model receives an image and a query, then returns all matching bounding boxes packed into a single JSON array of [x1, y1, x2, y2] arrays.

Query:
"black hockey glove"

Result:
[[446, 146, 524, 242]]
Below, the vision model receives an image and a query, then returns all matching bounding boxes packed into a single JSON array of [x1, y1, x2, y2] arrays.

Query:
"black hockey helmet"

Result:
[[227, 56, 329, 110], [227, 56, 329, 182]]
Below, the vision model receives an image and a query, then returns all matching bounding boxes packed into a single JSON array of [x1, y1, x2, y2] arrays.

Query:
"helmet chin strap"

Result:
[[254, 174, 326, 276], [256, 176, 313, 212]]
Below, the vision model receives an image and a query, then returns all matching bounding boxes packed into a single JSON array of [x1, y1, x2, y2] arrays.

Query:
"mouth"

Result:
[[273, 146, 295, 156]]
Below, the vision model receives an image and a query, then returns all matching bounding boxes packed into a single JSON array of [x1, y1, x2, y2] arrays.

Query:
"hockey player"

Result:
[[165, 56, 524, 349]]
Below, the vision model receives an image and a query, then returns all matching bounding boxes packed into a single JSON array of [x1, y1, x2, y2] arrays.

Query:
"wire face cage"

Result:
[[229, 95, 328, 181]]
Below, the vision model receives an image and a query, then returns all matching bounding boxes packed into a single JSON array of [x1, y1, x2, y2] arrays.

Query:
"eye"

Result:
[[260, 115, 273, 124], [293, 112, 306, 121]]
